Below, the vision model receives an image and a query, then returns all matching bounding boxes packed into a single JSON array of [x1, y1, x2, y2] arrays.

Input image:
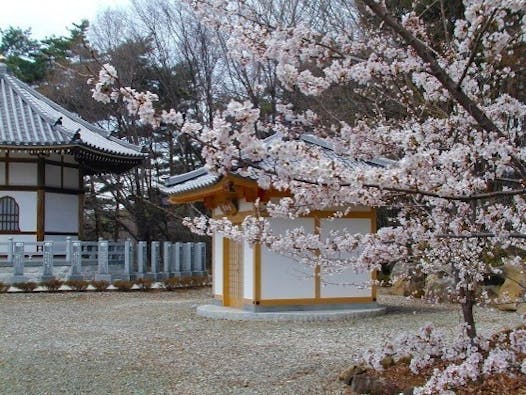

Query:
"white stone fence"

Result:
[[0, 238, 207, 284]]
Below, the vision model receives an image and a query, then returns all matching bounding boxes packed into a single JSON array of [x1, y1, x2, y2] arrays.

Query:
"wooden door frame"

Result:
[[222, 237, 244, 307]]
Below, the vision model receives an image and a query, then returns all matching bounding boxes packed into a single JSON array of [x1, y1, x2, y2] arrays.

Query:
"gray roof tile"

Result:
[[161, 168, 221, 195], [0, 63, 145, 159]]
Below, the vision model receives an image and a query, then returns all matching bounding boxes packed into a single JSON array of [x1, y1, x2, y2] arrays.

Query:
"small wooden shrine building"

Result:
[[163, 136, 383, 312], [0, 60, 145, 243]]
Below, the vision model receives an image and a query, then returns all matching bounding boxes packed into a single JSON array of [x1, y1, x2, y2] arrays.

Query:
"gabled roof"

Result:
[[163, 167, 222, 195], [162, 133, 393, 201], [0, 62, 146, 174]]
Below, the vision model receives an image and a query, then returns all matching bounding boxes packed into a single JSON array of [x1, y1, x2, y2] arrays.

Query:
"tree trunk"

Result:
[[461, 294, 477, 340], [454, 265, 478, 340]]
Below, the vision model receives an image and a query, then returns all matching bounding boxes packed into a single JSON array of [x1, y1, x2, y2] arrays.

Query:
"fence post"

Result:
[[172, 242, 182, 277], [200, 242, 207, 276], [136, 241, 146, 279], [148, 241, 160, 281], [192, 242, 206, 276], [123, 238, 133, 281], [69, 241, 84, 281], [7, 237, 13, 263], [162, 241, 171, 279], [65, 236, 72, 263], [41, 241, 54, 281], [11, 242, 27, 283], [182, 243, 192, 277], [95, 240, 111, 282]]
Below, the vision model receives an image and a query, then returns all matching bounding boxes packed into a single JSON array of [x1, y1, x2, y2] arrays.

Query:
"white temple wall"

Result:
[[45, 164, 61, 187], [242, 240, 254, 300], [63, 167, 79, 189], [213, 233, 223, 296], [319, 218, 372, 298], [44, 193, 78, 233], [9, 163, 37, 186], [261, 217, 315, 299], [2, 191, 37, 231], [0, 162, 5, 184]]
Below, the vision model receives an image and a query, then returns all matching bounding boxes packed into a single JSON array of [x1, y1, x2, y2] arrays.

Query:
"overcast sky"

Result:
[[0, 0, 131, 39]]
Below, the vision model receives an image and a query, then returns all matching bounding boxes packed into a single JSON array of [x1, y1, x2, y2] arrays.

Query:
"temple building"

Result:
[[0, 60, 145, 243], [163, 135, 385, 312]]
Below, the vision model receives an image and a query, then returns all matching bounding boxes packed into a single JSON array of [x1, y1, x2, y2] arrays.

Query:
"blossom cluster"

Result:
[[355, 321, 526, 394], [91, 0, 526, 327]]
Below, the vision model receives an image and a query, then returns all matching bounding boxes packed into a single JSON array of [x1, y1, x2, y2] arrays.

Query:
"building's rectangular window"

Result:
[[0, 196, 20, 231]]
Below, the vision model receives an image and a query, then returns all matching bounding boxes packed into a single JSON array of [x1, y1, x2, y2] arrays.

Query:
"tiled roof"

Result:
[[161, 167, 222, 195], [0, 62, 145, 159], [163, 133, 393, 197]]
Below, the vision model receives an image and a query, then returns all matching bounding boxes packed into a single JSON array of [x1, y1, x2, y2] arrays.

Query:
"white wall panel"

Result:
[[0, 191, 37, 231], [45, 193, 78, 233], [45, 164, 61, 187], [261, 217, 315, 299], [213, 233, 223, 295], [320, 218, 372, 298], [63, 167, 79, 189], [0, 162, 5, 184], [243, 240, 254, 299], [9, 163, 37, 186]]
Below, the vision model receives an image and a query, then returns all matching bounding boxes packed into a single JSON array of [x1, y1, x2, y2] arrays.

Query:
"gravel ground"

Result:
[[0, 288, 522, 395]]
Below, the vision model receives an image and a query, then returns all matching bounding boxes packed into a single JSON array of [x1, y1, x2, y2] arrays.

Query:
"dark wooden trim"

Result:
[[44, 159, 79, 169], [37, 157, 45, 188], [0, 157, 80, 168], [78, 193, 84, 240], [0, 186, 83, 194], [5, 151, 9, 186], [36, 157, 45, 242], [78, 167, 84, 239], [45, 187, 82, 195], [44, 231, 79, 236], [1, 157, 37, 163], [61, 156, 64, 188], [0, 230, 80, 236], [0, 231, 36, 235], [37, 189, 44, 241]]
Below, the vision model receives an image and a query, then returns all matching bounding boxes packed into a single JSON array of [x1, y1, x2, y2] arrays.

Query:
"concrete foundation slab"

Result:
[[196, 304, 386, 321]]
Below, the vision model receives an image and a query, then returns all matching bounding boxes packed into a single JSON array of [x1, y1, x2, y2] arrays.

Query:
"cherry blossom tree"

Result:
[[90, 0, 526, 390]]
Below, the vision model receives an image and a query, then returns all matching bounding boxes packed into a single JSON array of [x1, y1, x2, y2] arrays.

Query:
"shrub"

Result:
[[14, 282, 37, 292], [40, 278, 64, 292], [113, 280, 134, 291], [0, 281, 9, 293], [179, 277, 193, 288], [135, 277, 153, 291], [162, 277, 180, 291], [194, 275, 211, 287], [64, 279, 89, 291], [91, 280, 110, 292]]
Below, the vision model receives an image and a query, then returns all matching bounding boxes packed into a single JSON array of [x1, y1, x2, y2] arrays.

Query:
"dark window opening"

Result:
[[0, 196, 20, 232]]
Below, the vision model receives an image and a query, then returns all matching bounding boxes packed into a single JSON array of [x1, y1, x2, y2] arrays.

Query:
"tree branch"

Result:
[[360, 0, 526, 177], [361, 0, 502, 137], [438, 232, 526, 239], [456, 8, 498, 89]]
